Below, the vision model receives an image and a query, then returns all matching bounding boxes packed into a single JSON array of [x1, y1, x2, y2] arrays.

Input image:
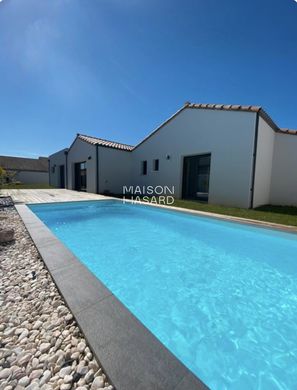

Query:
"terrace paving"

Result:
[[0, 189, 108, 204]]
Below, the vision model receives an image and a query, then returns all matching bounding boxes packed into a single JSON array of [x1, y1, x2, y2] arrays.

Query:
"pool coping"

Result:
[[123, 200, 297, 234], [24, 195, 297, 234], [15, 204, 209, 390]]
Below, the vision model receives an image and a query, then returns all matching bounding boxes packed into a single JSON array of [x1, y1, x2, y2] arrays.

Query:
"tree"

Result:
[[0, 166, 6, 189]]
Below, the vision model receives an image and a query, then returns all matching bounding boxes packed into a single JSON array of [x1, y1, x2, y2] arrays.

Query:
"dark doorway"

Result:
[[74, 162, 87, 191], [182, 154, 211, 201], [59, 165, 65, 188]]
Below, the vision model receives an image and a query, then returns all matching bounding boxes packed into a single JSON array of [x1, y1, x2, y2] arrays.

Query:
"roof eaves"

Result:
[[187, 103, 262, 113], [258, 109, 279, 132], [187, 103, 291, 134], [277, 128, 297, 136], [78, 134, 134, 151]]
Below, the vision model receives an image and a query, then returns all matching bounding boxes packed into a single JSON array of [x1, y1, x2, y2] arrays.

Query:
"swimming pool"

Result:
[[29, 200, 297, 390]]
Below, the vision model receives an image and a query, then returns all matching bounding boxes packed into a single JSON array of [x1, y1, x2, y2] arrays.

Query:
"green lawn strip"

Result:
[[168, 199, 297, 227], [1, 183, 53, 189]]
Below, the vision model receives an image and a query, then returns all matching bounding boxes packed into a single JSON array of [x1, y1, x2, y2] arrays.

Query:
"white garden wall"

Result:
[[49, 149, 67, 188], [253, 117, 275, 208], [98, 146, 132, 195], [67, 138, 96, 193], [15, 170, 49, 184], [270, 133, 297, 206]]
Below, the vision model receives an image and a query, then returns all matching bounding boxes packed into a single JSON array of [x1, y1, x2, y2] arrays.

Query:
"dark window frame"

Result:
[[74, 161, 87, 191], [141, 160, 147, 175], [153, 159, 159, 171], [182, 153, 211, 202]]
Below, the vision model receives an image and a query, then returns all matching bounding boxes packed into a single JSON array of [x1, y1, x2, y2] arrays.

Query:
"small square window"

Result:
[[141, 161, 147, 175], [153, 159, 159, 171]]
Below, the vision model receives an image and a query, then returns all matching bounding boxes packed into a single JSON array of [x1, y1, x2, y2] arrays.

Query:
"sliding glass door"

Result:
[[74, 162, 87, 191], [59, 165, 65, 188], [182, 154, 211, 201]]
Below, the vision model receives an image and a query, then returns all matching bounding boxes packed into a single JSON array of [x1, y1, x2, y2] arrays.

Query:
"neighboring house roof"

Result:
[[0, 156, 48, 172], [78, 134, 134, 151]]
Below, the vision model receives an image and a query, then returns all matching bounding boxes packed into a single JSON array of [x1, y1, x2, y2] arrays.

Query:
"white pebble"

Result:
[[60, 384, 71, 390], [63, 374, 73, 384], [77, 342, 86, 353], [85, 369, 94, 383], [39, 342, 51, 354], [0, 368, 11, 379], [39, 369, 51, 385], [19, 328, 29, 340], [58, 366, 72, 378], [18, 376, 30, 386], [91, 376, 104, 389], [32, 320, 43, 330]]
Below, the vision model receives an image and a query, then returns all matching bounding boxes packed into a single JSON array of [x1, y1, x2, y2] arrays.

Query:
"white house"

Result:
[[49, 102, 297, 208]]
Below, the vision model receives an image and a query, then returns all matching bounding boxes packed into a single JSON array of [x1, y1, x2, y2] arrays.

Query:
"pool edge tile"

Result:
[[75, 295, 208, 390], [51, 263, 113, 315]]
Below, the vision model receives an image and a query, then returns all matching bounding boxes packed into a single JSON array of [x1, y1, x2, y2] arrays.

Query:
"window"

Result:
[[141, 160, 147, 175], [182, 154, 211, 201], [74, 161, 87, 191], [153, 159, 159, 171]]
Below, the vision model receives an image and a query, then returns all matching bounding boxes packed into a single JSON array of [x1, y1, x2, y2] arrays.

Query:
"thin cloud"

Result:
[[1, 150, 46, 158]]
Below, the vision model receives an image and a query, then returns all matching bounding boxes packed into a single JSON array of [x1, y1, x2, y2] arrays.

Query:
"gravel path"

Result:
[[0, 206, 113, 390]]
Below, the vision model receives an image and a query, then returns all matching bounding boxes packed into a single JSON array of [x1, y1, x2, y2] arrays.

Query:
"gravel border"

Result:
[[0, 197, 14, 208], [0, 206, 113, 390]]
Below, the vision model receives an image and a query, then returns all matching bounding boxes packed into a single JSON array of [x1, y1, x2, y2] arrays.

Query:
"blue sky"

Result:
[[0, 0, 296, 157]]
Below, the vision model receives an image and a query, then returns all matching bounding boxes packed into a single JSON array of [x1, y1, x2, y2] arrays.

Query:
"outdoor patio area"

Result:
[[0, 189, 108, 204]]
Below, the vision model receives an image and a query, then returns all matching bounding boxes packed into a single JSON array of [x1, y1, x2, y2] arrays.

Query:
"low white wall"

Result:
[[131, 108, 256, 208], [253, 117, 275, 207], [15, 170, 49, 184], [67, 138, 96, 193], [270, 133, 297, 206], [98, 147, 132, 195]]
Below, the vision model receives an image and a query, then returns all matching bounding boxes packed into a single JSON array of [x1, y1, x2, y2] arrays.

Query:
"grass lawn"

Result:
[[1, 183, 53, 190], [168, 199, 297, 227]]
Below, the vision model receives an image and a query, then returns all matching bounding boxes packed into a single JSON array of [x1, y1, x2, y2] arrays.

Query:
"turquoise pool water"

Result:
[[30, 200, 297, 390]]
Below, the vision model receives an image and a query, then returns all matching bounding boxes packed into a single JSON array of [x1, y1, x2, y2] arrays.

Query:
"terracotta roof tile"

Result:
[[187, 103, 262, 113], [78, 134, 134, 151], [278, 128, 297, 135]]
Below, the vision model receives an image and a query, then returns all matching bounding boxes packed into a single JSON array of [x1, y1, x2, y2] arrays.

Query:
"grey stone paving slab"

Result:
[[26, 226, 58, 248], [174, 372, 208, 389], [16, 205, 58, 247], [51, 263, 112, 315], [37, 240, 81, 272], [75, 296, 208, 390]]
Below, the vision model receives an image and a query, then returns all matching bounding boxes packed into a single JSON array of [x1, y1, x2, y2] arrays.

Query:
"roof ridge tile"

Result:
[[78, 134, 134, 151]]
